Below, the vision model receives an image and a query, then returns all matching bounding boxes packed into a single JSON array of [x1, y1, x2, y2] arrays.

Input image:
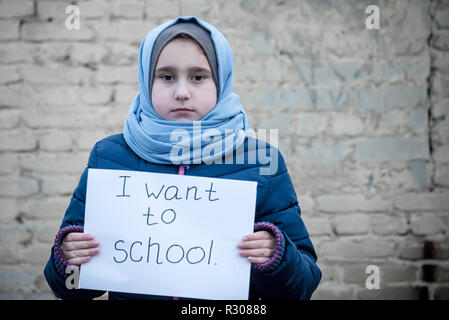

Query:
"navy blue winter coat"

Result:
[[44, 133, 322, 300]]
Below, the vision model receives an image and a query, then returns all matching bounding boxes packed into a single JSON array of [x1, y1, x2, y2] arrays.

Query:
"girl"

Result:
[[44, 16, 322, 300]]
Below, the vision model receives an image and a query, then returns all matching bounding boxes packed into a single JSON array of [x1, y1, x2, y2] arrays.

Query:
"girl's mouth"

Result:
[[172, 108, 194, 114]]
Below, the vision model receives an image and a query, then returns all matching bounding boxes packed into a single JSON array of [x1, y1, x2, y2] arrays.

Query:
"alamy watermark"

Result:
[[65, 5, 80, 30], [169, 124, 279, 176], [365, 5, 380, 30], [365, 265, 380, 290]]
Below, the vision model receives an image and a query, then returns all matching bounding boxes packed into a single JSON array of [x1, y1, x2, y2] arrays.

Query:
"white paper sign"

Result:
[[79, 168, 257, 300]]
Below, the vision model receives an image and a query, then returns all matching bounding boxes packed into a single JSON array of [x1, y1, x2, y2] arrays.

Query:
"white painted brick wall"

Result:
[[0, 0, 448, 300]]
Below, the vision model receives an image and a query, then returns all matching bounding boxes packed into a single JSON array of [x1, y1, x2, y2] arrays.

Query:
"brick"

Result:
[[41, 176, 78, 195], [20, 244, 51, 266], [0, 43, 35, 63], [410, 161, 430, 189], [356, 286, 427, 300], [34, 42, 72, 64], [0, 246, 21, 265], [411, 214, 447, 236], [79, 86, 113, 105], [316, 195, 391, 213], [433, 122, 449, 145], [234, 56, 264, 83], [431, 72, 449, 99], [114, 84, 139, 104], [0, 177, 39, 197], [0, 65, 20, 84], [263, 56, 292, 83], [434, 286, 449, 300], [331, 113, 364, 136], [298, 195, 314, 212], [317, 264, 341, 284], [21, 197, 70, 220], [297, 141, 352, 164], [295, 113, 327, 137], [236, 83, 276, 110], [22, 22, 94, 41], [145, 0, 180, 18], [0, 225, 31, 244], [70, 43, 107, 65], [434, 145, 449, 163], [104, 43, 139, 66], [356, 84, 427, 110], [279, 86, 314, 110], [315, 87, 349, 110], [318, 238, 395, 260], [111, 0, 144, 19], [19, 153, 88, 174], [394, 193, 449, 211], [407, 108, 428, 133], [0, 154, 20, 174], [0, 109, 21, 129], [0, 130, 37, 151], [376, 110, 407, 135], [21, 66, 92, 85], [333, 214, 370, 235], [432, 30, 449, 50], [382, 265, 419, 283], [79, 0, 110, 19], [294, 58, 366, 84], [180, 0, 211, 18], [37, 0, 72, 21], [76, 130, 109, 151], [433, 97, 449, 118], [342, 264, 369, 284], [34, 222, 60, 243], [24, 107, 110, 129], [435, 8, 449, 29], [0, 84, 82, 108], [96, 66, 138, 84], [311, 285, 354, 300], [258, 113, 292, 136], [371, 215, 408, 236], [0, 0, 34, 17], [302, 217, 332, 236], [0, 267, 36, 290], [355, 137, 430, 162], [435, 164, 449, 187], [0, 20, 19, 40], [0, 198, 18, 224], [432, 50, 449, 73], [39, 131, 73, 152], [92, 20, 154, 43], [371, 56, 430, 81]]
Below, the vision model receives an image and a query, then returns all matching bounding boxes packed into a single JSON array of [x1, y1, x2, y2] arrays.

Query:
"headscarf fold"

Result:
[[123, 16, 252, 165]]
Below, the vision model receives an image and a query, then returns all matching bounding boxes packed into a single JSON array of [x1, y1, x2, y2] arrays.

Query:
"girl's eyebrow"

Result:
[[155, 65, 211, 75]]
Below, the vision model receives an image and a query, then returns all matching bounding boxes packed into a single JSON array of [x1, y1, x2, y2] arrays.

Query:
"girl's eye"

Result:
[[192, 75, 206, 82], [161, 75, 175, 81]]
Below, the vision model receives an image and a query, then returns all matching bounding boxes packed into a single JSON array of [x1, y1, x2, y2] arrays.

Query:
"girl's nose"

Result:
[[174, 80, 190, 101]]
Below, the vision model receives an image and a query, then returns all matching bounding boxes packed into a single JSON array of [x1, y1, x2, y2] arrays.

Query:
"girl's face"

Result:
[[151, 38, 218, 121]]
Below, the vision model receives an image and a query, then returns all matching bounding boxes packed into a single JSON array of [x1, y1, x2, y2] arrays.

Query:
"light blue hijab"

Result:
[[123, 16, 252, 165]]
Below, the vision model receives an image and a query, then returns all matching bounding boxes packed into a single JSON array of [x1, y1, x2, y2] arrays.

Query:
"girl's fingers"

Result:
[[239, 248, 274, 258], [61, 240, 99, 251], [64, 233, 95, 242], [248, 256, 269, 264], [64, 247, 100, 260], [67, 256, 92, 266], [242, 231, 273, 241], [237, 239, 274, 250]]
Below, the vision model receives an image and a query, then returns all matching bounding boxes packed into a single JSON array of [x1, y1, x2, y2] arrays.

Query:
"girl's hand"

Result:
[[60, 232, 100, 265], [237, 231, 276, 264]]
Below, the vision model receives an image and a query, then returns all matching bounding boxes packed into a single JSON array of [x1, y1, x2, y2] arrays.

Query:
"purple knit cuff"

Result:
[[53, 225, 84, 278], [252, 221, 286, 273]]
